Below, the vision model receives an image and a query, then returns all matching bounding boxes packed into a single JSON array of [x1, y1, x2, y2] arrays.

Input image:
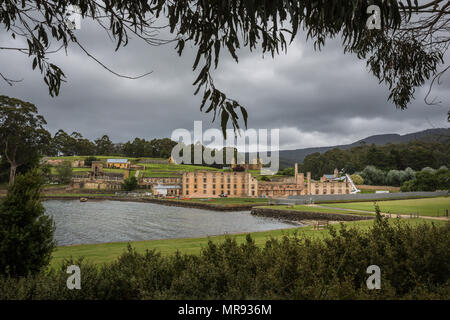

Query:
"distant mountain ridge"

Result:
[[278, 128, 450, 168]]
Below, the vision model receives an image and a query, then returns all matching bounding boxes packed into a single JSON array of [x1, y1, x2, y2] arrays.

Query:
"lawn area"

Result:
[[321, 197, 450, 217], [51, 218, 446, 268], [265, 205, 376, 217], [139, 163, 224, 177]]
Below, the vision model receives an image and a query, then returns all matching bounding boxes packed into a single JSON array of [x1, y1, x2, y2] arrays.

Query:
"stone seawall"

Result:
[[251, 207, 374, 222]]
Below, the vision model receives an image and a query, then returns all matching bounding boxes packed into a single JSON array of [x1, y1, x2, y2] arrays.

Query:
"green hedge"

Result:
[[0, 214, 448, 300]]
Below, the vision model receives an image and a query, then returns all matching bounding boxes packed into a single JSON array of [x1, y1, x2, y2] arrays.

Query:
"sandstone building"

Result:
[[69, 159, 353, 198], [258, 164, 352, 198], [181, 171, 259, 198]]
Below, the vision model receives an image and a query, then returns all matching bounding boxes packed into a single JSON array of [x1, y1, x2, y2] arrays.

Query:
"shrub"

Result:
[[359, 166, 386, 185], [122, 176, 138, 191], [84, 156, 98, 167], [55, 161, 72, 184], [0, 212, 448, 300], [401, 167, 449, 192], [350, 174, 364, 185]]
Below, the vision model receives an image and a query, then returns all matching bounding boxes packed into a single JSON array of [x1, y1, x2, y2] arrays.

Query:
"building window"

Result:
[[234, 184, 237, 188], [203, 178, 207, 183], [203, 184, 206, 189], [213, 191, 216, 195]]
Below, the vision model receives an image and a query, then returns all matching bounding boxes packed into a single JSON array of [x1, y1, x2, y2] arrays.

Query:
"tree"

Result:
[[95, 135, 114, 156], [122, 176, 138, 192], [55, 161, 73, 184], [0, 169, 56, 277], [40, 164, 53, 184], [350, 174, 364, 185], [279, 168, 295, 176], [51, 130, 95, 156], [359, 165, 386, 186], [1, 1, 448, 135], [84, 156, 98, 167], [401, 166, 450, 191], [0, 96, 51, 185]]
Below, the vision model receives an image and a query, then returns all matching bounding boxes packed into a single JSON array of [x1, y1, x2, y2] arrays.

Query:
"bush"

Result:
[[40, 164, 52, 183], [122, 176, 138, 191], [0, 211, 448, 299], [55, 161, 72, 184], [401, 167, 449, 192], [84, 156, 98, 167], [350, 174, 364, 185], [0, 170, 55, 277], [359, 166, 386, 185]]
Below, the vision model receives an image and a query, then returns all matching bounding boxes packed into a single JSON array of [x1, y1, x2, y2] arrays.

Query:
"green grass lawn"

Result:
[[265, 205, 376, 216], [51, 218, 446, 268], [321, 197, 450, 217]]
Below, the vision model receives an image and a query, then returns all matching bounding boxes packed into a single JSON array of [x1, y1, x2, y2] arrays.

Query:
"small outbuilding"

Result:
[[106, 159, 131, 169]]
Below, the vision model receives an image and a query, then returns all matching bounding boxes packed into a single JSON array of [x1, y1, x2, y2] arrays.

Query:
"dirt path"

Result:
[[309, 204, 450, 222]]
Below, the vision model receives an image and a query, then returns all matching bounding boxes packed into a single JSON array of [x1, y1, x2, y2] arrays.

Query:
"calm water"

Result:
[[44, 200, 298, 246]]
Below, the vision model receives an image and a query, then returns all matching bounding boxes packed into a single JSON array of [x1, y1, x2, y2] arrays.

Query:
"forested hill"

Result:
[[279, 128, 449, 168], [298, 139, 449, 180]]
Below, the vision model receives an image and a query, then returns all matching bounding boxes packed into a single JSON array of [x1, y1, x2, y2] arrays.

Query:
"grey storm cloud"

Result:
[[0, 17, 448, 150]]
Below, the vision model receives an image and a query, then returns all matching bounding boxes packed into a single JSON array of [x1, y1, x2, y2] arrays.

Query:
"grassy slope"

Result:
[[321, 197, 450, 217], [51, 218, 446, 268], [47, 156, 276, 179], [263, 205, 376, 216]]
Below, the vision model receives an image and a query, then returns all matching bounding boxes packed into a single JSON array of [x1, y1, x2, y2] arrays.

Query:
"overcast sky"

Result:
[[1, 16, 448, 151]]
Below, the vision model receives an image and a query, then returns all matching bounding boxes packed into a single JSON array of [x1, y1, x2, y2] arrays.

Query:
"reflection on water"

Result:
[[44, 200, 298, 246]]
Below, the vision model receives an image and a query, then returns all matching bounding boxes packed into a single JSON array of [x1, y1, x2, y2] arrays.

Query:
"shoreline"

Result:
[[41, 195, 267, 211]]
